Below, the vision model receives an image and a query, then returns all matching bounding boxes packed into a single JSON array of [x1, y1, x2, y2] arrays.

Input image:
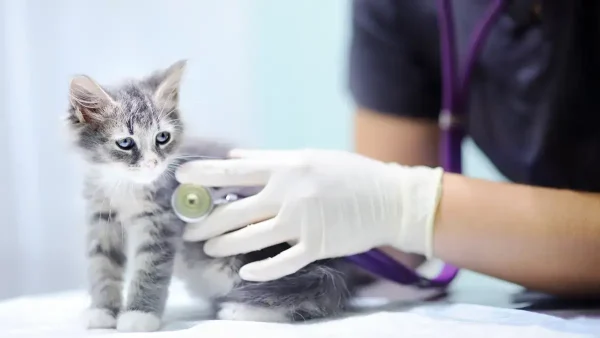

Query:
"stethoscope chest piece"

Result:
[[171, 184, 215, 223], [171, 183, 241, 223]]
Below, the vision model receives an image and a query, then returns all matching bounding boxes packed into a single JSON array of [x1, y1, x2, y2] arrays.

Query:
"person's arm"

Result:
[[177, 150, 600, 291], [354, 108, 439, 268], [434, 173, 600, 297]]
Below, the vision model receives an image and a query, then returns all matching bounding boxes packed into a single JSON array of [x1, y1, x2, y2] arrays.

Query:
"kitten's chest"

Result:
[[115, 197, 156, 221], [89, 185, 160, 222]]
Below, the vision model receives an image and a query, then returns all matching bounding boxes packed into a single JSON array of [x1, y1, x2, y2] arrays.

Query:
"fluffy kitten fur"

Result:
[[65, 60, 372, 332]]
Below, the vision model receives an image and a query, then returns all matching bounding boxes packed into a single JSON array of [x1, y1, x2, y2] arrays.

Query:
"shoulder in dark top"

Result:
[[348, 0, 600, 192]]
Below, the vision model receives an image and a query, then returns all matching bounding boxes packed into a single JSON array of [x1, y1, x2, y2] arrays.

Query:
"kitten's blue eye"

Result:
[[156, 131, 171, 145], [116, 137, 135, 150]]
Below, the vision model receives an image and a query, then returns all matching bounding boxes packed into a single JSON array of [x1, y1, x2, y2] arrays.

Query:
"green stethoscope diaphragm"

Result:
[[171, 184, 240, 223]]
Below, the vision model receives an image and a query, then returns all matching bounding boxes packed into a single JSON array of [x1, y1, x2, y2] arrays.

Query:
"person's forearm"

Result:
[[354, 108, 439, 268], [433, 173, 600, 296]]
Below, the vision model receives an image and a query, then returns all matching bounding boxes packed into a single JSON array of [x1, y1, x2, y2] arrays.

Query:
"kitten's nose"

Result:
[[143, 159, 158, 168]]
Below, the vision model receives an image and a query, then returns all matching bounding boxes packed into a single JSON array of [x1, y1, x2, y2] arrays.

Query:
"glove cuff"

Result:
[[387, 164, 444, 258]]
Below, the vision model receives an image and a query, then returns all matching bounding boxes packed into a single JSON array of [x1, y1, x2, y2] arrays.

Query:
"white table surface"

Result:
[[1, 269, 599, 338]]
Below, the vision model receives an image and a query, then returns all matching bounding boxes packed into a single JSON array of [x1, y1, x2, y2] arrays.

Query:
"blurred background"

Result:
[[0, 0, 506, 300]]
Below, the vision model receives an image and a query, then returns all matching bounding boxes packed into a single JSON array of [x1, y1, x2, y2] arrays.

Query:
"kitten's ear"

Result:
[[68, 75, 115, 124], [152, 59, 187, 110]]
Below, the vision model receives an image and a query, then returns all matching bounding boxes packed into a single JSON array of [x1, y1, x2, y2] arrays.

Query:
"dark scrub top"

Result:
[[349, 0, 600, 192]]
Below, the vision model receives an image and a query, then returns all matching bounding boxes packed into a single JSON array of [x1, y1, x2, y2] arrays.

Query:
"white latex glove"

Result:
[[175, 149, 444, 282]]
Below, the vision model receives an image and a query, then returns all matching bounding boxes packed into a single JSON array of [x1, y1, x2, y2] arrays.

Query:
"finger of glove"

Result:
[[238, 245, 312, 282], [203, 218, 294, 257], [176, 159, 285, 187], [228, 149, 299, 160], [182, 194, 277, 241]]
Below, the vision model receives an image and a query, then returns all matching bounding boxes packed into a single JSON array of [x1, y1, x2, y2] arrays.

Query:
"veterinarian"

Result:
[[176, 0, 600, 296]]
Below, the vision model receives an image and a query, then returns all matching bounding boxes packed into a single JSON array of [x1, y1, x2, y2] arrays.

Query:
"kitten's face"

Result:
[[67, 60, 187, 185], [85, 104, 181, 185]]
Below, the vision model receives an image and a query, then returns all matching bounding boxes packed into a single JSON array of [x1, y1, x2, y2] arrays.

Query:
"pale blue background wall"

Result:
[[251, 0, 354, 151]]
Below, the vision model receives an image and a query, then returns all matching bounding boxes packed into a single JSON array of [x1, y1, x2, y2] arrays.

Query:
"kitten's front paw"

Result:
[[82, 308, 117, 329], [116, 311, 161, 332], [217, 302, 289, 323]]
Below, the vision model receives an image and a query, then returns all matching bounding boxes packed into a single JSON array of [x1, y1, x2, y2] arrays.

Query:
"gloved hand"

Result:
[[175, 149, 444, 282]]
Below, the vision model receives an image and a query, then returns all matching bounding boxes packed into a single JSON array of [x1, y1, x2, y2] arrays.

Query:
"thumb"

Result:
[[238, 245, 312, 282]]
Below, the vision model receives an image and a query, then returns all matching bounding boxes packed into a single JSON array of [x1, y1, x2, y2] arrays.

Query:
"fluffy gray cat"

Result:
[[65, 60, 372, 332]]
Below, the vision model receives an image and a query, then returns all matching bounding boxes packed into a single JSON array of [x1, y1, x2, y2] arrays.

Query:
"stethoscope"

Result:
[[171, 0, 507, 289]]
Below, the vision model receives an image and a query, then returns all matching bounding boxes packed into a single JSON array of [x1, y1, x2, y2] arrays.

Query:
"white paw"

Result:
[[116, 311, 161, 332], [217, 302, 289, 323], [82, 308, 117, 329]]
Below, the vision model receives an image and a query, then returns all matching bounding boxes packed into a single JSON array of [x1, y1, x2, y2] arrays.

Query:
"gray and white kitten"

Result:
[[65, 60, 372, 332]]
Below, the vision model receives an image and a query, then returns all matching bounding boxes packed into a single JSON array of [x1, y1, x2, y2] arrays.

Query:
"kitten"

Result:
[[65, 60, 373, 332]]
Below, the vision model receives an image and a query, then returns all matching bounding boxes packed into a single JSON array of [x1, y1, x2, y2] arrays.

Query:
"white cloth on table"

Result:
[[0, 281, 598, 338]]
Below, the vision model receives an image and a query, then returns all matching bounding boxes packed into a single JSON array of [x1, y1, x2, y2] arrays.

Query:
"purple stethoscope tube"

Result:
[[344, 0, 507, 288]]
